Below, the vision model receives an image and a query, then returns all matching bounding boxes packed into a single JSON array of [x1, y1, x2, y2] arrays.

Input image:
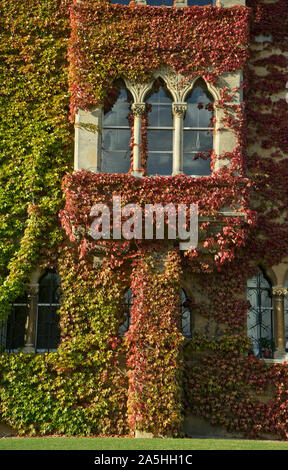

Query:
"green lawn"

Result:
[[1, 437, 288, 450]]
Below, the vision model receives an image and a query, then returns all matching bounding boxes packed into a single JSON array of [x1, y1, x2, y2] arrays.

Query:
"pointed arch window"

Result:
[[146, 79, 174, 176], [183, 79, 214, 176], [247, 270, 274, 358], [101, 81, 133, 174]]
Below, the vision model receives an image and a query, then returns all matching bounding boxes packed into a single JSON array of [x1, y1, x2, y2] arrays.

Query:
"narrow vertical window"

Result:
[[102, 82, 133, 173], [146, 79, 173, 176], [183, 79, 214, 176], [0, 294, 28, 352], [181, 288, 192, 338], [119, 288, 133, 336], [146, 0, 173, 5], [247, 270, 274, 358]]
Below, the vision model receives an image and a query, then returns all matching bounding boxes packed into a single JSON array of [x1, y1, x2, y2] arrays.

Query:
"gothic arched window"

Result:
[[119, 288, 133, 336], [181, 288, 192, 338], [247, 270, 274, 358], [183, 79, 214, 176], [146, 79, 174, 176], [0, 293, 28, 352], [36, 270, 61, 352], [101, 82, 133, 173]]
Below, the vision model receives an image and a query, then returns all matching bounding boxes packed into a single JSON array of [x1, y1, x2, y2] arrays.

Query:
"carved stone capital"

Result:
[[132, 103, 146, 117], [172, 103, 187, 118], [272, 286, 288, 297]]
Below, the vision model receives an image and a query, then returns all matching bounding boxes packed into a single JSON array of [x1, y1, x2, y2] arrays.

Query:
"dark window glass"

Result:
[[146, 0, 173, 5], [247, 270, 274, 358], [111, 0, 131, 4], [36, 271, 61, 352], [183, 79, 214, 176], [102, 86, 133, 173], [285, 279, 288, 352], [119, 289, 133, 336], [183, 80, 213, 176], [181, 289, 192, 338], [146, 80, 173, 175]]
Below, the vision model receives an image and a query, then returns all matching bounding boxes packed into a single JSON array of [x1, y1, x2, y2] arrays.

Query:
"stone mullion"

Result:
[[272, 286, 287, 359]]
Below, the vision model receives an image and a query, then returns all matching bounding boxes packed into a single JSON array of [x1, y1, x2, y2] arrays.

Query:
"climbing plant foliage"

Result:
[[0, 0, 288, 438]]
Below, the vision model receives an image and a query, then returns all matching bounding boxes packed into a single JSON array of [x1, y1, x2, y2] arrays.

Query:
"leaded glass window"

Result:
[[102, 83, 133, 173]]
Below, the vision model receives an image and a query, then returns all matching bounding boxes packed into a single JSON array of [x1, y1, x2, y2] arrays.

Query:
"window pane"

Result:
[[147, 152, 172, 175], [6, 304, 28, 350], [148, 129, 173, 152], [247, 271, 273, 358], [183, 154, 211, 176], [185, 83, 213, 128], [183, 130, 213, 153], [184, 104, 213, 128], [111, 0, 130, 4], [187, 0, 212, 5], [149, 104, 173, 127], [101, 151, 131, 173], [39, 271, 61, 304], [119, 289, 133, 336], [181, 289, 191, 338], [146, 0, 173, 6], [102, 128, 131, 173], [146, 85, 172, 104], [104, 88, 132, 127], [103, 128, 131, 152], [187, 84, 213, 105]]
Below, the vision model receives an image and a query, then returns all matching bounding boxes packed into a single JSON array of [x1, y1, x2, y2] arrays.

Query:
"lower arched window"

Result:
[[247, 270, 274, 358], [181, 288, 192, 338], [0, 270, 61, 353]]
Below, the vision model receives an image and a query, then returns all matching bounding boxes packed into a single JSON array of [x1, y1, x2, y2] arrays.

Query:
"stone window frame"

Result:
[[74, 66, 243, 176]]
